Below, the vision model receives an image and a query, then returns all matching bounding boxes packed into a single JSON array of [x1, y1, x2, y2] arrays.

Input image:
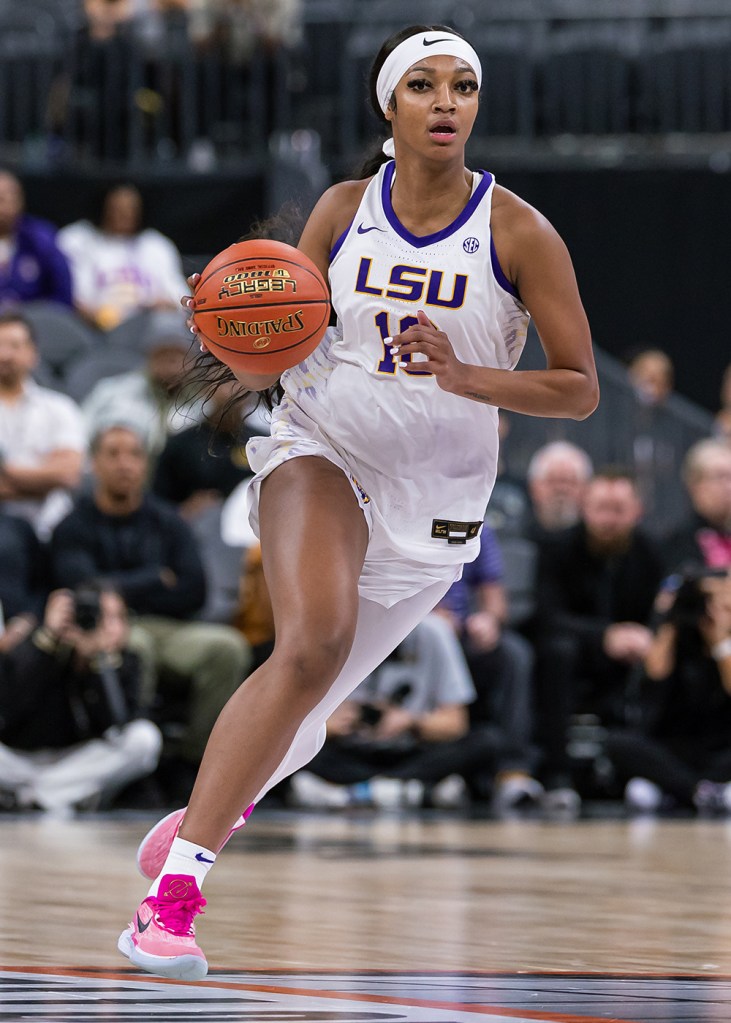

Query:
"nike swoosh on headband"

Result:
[[422, 38, 454, 46]]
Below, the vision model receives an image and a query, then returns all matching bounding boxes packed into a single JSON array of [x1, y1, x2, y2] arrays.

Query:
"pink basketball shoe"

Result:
[[136, 803, 255, 880], [117, 874, 208, 980]]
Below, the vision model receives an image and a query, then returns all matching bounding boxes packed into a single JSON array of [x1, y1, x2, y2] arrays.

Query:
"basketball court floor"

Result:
[[3, 808, 731, 1021]]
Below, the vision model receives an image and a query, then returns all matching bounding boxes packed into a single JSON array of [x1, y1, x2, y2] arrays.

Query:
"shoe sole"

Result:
[[118, 926, 208, 981], [136, 805, 253, 879], [136, 808, 187, 879]]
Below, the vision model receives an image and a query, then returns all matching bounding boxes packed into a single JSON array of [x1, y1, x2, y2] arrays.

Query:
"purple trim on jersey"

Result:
[[490, 236, 520, 300], [329, 219, 354, 262], [381, 162, 493, 249]]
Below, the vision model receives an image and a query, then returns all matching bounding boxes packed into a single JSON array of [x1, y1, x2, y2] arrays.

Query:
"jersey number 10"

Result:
[[374, 312, 433, 377]]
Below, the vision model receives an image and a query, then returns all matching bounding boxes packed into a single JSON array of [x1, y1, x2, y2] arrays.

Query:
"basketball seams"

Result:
[[197, 298, 330, 315]]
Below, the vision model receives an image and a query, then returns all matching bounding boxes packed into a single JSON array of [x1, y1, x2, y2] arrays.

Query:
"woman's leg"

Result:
[[254, 576, 457, 799], [179, 456, 369, 852]]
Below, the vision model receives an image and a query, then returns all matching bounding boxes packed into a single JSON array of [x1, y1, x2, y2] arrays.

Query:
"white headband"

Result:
[[375, 31, 482, 116]]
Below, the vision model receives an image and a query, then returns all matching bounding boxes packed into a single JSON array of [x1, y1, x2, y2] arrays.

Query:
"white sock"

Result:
[[148, 837, 216, 897]]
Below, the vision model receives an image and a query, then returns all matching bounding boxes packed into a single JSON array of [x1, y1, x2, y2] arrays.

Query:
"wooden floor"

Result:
[[4, 808, 731, 1020]]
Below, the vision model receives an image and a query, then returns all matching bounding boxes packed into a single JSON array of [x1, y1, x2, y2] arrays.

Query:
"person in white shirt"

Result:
[[58, 183, 188, 332], [81, 311, 204, 458], [0, 311, 85, 538]]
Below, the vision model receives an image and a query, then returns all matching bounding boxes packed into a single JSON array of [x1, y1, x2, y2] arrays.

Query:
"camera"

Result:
[[73, 585, 102, 632], [666, 565, 727, 629]]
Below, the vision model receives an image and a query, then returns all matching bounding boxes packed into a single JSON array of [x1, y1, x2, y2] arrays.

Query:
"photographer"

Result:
[[605, 566, 731, 813], [0, 585, 161, 813]]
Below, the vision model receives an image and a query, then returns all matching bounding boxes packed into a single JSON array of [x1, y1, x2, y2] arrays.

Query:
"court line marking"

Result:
[[0, 966, 705, 1023]]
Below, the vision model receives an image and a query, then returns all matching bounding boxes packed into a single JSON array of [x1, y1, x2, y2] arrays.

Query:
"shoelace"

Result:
[[154, 895, 207, 936]]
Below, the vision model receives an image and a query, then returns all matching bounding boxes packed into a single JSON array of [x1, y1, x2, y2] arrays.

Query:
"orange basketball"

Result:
[[193, 239, 331, 375]]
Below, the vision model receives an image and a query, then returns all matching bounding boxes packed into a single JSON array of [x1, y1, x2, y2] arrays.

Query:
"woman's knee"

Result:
[[273, 622, 356, 699]]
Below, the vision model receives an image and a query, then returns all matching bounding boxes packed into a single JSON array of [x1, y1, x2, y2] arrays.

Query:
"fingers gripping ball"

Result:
[[193, 240, 331, 375]]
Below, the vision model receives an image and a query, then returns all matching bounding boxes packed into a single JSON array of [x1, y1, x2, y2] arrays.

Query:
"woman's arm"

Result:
[[644, 622, 677, 681], [194, 180, 367, 393], [391, 188, 599, 421]]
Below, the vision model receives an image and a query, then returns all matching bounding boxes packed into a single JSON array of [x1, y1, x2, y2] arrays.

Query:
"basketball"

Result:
[[192, 239, 331, 375]]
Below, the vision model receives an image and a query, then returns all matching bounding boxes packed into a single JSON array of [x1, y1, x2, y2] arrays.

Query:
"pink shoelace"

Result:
[[154, 894, 207, 936]]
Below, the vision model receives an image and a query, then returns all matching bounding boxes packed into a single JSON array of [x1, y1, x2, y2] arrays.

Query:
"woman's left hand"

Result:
[[389, 310, 466, 393]]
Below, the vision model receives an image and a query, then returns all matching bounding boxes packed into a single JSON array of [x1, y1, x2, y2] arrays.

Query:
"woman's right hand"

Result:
[[181, 273, 207, 352], [181, 270, 280, 389]]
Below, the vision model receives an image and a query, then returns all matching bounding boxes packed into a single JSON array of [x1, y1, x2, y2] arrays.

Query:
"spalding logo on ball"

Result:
[[193, 239, 331, 375]]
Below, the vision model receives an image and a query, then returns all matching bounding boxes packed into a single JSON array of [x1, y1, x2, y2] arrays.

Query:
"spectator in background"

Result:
[[619, 345, 708, 539], [0, 311, 85, 538], [483, 412, 530, 538], [434, 525, 543, 814], [662, 439, 731, 574], [56, 2, 137, 164], [232, 543, 275, 670], [714, 362, 731, 446], [49, 424, 251, 794], [0, 170, 73, 308], [288, 614, 498, 811], [83, 0, 134, 42], [0, 510, 46, 623], [533, 468, 665, 814], [0, 585, 161, 813], [627, 348, 674, 408], [525, 440, 594, 543], [187, 0, 304, 141], [81, 311, 203, 460], [58, 183, 188, 332], [606, 566, 731, 814], [152, 379, 255, 520], [188, 0, 303, 65]]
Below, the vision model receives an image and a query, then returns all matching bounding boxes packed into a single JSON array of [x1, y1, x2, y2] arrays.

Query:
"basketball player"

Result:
[[118, 24, 598, 980]]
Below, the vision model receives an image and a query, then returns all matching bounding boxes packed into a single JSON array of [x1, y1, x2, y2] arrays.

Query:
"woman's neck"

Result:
[[389, 158, 473, 236]]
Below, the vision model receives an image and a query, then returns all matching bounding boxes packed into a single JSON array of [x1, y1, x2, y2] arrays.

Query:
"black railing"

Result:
[[4, 0, 731, 171]]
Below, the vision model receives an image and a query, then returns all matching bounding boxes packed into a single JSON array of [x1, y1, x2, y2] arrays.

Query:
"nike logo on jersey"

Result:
[[357, 223, 386, 234], [195, 852, 215, 863], [137, 913, 152, 933], [423, 37, 453, 46]]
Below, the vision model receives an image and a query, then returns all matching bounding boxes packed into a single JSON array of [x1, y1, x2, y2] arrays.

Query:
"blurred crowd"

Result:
[[81, 0, 304, 54], [1, 168, 731, 820]]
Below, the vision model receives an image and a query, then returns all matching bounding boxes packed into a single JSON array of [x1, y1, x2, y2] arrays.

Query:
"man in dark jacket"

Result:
[[50, 424, 252, 773], [0, 509, 45, 621], [533, 468, 665, 807]]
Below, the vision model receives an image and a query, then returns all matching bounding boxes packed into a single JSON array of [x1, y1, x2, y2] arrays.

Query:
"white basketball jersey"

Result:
[[270, 160, 529, 564]]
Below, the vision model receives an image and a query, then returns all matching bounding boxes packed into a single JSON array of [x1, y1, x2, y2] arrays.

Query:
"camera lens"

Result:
[[74, 586, 102, 631]]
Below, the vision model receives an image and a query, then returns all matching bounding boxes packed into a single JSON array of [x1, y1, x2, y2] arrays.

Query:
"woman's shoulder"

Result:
[[491, 184, 553, 239], [490, 181, 570, 279], [300, 177, 374, 263], [315, 177, 372, 222]]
